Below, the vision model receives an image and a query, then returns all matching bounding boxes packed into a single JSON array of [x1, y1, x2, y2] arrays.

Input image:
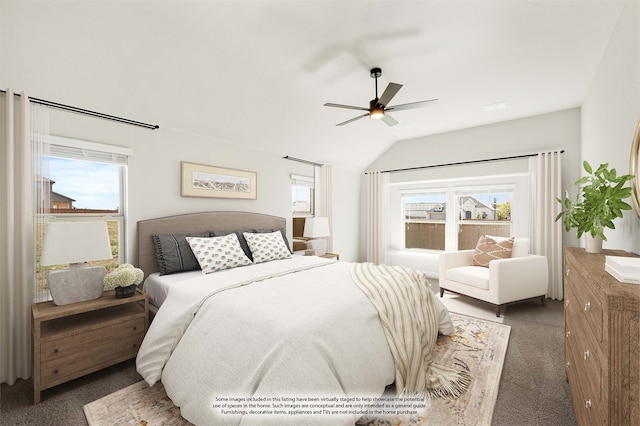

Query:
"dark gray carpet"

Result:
[[1, 299, 575, 426]]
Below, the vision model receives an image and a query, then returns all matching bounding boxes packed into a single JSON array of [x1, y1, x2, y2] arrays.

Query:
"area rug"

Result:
[[84, 313, 510, 426]]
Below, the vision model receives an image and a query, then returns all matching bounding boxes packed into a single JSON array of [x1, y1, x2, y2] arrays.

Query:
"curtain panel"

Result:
[[366, 171, 390, 265], [0, 90, 34, 384], [529, 151, 563, 300], [317, 164, 334, 254]]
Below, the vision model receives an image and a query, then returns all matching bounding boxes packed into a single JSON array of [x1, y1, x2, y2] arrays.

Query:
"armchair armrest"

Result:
[[489, 255, 548, 303], [439, 249, 474, 279]]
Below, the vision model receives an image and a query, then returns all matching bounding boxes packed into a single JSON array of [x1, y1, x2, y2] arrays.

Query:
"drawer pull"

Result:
[[585, 399, 592, 409], [583, 350, 590, 360], [566, 361, 570, 368], [565, 300, 570, 307], [53, 348, 59, 354], [566, 269, 570, 277], [133, 326, 137, 331], [584, 302, 591, 312], [53, 369, 59, 375], [566, 331, 571, 338]]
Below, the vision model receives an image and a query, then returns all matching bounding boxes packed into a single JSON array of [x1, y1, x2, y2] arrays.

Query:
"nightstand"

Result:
[[320, 253, 339, 260], [31, 289, 148, 403]]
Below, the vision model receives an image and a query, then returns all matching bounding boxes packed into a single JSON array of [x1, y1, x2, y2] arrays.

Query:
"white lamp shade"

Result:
[[40, 222, 113, 266], [303, 217, 330, 238]]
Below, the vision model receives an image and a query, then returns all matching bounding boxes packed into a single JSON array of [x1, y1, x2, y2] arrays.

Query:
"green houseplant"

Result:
[[556, 161, 634, 252]]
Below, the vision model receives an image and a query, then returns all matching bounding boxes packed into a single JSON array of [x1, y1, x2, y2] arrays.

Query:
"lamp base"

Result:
[[307, 239, 327, 257], [48, 265, 107, 305]]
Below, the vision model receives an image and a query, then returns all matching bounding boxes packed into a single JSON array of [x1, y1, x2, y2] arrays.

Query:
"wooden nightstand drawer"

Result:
[[41, 316, 145, 363], [40, 332, 144, 389], [32, 290, 149, 403]]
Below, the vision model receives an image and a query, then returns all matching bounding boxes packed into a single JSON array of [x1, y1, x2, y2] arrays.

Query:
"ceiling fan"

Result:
[[324, 67, 438, 127]]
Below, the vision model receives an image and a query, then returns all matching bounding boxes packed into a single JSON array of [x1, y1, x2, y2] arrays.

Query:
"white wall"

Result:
[[581, 0, 640, 254], [361, 108, 583, 264], [45, 110, 361, 266]]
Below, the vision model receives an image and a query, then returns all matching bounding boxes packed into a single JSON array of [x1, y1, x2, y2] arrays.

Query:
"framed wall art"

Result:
[[181, 161, 257, 199]]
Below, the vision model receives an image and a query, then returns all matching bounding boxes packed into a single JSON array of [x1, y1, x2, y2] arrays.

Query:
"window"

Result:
[[401, 185, 516, 252], [403, 192, 447, 250], [455, 188, 513, 250], [35, 137, 130, 298], [291, 174, 315, 217]]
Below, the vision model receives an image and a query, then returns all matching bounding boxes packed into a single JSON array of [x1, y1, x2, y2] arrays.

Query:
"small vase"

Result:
[[585, 234, 603, 254], [115, 284, 137, 298]]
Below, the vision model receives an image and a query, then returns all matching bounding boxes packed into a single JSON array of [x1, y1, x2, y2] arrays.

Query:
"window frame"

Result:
[[35, 136, 131, 299], [291, 174, 315, 218], [390, 173, 529, 254]]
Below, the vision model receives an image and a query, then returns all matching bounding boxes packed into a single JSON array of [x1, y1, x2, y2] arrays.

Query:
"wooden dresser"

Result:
[[32, 289, 148, 403], [564, 248, 640, 425]]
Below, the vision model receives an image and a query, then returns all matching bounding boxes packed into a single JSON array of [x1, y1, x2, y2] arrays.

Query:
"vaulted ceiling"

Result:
[[0, 1, 626, 170]]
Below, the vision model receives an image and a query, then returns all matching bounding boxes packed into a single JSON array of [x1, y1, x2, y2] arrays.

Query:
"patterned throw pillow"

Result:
[[243, 231, 292, 264], [472, 235, 514, 267], [186, 234, 252, 274]]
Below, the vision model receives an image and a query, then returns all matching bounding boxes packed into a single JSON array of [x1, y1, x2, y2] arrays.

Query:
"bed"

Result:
[[135, 211, 462, 425]]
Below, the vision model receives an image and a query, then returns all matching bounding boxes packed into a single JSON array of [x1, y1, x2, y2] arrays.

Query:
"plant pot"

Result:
[[585, 234, 603, 254], [115, 284, 137, 298]]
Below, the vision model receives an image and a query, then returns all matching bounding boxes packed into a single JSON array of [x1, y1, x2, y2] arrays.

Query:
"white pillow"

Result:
[[243, 231, 292, 264], [186, 234, 252, 274]]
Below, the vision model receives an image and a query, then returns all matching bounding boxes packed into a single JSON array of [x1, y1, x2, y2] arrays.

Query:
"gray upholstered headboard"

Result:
[[137, 211, 286, 278]]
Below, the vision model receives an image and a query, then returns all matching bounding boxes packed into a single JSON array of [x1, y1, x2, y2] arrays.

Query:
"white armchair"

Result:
[[438, 238, 548, 317]]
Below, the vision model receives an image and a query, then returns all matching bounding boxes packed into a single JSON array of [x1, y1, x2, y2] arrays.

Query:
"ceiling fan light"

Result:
[[370, 108, 384, 119]]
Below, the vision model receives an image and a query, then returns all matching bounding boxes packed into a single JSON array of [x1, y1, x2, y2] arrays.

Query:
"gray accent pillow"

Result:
[[152, 232, 210, 275]]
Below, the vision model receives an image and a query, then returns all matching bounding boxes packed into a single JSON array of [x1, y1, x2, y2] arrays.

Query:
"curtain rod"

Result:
[[366, 150, 565, 174], [283, 155, 323, 166], [1, 90, 159, 130]]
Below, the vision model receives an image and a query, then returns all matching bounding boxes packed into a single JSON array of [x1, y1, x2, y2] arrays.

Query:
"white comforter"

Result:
[[136, 256, 450, 425]]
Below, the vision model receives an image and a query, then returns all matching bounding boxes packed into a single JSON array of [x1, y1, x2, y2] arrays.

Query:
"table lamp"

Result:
[[303, 217, 331, 256], [40, 222, 113, 305]]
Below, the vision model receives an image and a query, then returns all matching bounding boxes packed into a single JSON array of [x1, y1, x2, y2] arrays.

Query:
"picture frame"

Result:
[[181, 161, 257, 199]]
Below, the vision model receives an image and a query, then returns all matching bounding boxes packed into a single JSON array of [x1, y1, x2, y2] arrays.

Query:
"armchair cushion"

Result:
[[446, 266, 490, 290], [472, 236, 514, 267]]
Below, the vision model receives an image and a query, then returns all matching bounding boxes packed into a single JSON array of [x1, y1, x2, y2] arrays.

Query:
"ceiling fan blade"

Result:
[[336, 113, 369, 126], [377, 83, 403, 107], [381, 113, 399, 127], [386, 98, 438, 112], [324, 103, 369, 111]]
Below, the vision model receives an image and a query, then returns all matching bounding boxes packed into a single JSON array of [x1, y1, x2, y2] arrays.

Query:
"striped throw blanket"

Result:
[[351, 263, 471, 399]]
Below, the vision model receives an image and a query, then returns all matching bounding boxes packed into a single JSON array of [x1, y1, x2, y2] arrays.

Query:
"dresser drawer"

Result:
[[40, 316, 145, 363], [565, 319, 603, 403], [40, 331, 144, 389], [566, 346, 606, 426], [565, 267, 604, 343]]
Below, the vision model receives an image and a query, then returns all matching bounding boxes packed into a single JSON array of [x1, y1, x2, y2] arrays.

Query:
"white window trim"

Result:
[[42, 135, 131, 264]]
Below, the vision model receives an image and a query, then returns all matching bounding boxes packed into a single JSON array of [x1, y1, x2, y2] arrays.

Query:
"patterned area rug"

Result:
[[84, 313, 510, 426]]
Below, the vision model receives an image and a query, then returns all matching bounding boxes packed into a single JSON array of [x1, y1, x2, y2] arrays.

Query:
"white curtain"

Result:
[[1, 90, 34, 384], [316, 164, 334, 253], [529, 151, 563, 300], [366, 171, 390, 264]]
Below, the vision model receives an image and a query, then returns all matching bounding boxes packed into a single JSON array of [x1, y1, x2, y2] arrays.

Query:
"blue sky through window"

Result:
[[48, 157, 119, 210]]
